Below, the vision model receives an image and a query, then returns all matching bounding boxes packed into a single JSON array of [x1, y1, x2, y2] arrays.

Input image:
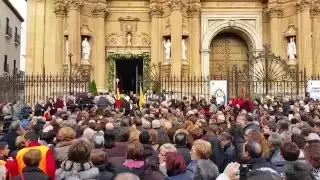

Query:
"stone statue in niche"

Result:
[[287, 37, 296, 60], [182, 39, 187, 60], [82, 37, 91, 60], [163, 39, 171, 60], [126, 33, 132, 46]]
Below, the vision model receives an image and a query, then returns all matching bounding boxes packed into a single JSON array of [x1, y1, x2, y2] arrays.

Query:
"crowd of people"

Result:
[[0, 91, 319, 180]]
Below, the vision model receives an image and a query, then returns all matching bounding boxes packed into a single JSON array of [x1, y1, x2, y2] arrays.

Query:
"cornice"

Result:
[[92, 3, 108, 18], [296, 0, 311, 12], [67, 0, 84, 11]]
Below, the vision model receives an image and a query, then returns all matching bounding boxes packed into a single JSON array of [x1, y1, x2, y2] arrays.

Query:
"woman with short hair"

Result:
[[55, 140, 99, 180], [164, 152, 192, 180]]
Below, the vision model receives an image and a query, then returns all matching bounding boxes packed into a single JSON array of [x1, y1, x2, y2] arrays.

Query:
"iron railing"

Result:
[[0, 74, 90, 107]]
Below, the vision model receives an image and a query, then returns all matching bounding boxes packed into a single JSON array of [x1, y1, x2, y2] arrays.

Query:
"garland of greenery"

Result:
[[107, 53, 151, 90]]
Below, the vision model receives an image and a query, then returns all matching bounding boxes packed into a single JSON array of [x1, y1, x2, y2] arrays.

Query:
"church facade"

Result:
[[25, 0, 320, 91]]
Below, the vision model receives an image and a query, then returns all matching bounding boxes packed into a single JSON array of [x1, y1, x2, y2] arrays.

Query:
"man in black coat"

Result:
[[175, 132, 191, 165]]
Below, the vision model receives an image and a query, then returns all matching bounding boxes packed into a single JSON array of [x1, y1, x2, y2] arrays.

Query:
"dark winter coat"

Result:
[[12, 167, 49, 180], [176, 145, 191, 165], [97, 163, 131, 180]]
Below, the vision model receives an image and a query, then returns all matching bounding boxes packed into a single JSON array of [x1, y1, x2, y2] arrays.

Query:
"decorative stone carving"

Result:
[[287, 37, 297, 60], [149, 0, 163, 17], [82, 37, 91, 60], [81, 19, 92, 36], [187, 0, 201, 17], [118, 16, 140, 32], [54, 0, 67, 17], [283, 20, 298, 37], [106, 33, 121, 45], [168, 0, 186, 11], [66, 0, 83, 11], [267, 6, 283, 18], [163, 39, 171, 60], [296, 0, 311, 11], [92, 3, 108, 18], [137, 33, 151, 46], [311, 1, 320, 17], [228, 19, 236, 28], [126, 32, 132, 46]]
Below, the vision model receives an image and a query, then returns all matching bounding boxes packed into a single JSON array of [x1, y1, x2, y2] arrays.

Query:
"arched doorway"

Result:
[[210, 32, 249, 78]]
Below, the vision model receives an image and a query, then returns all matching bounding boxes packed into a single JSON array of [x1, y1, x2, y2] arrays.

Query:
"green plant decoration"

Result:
[[107, 53, 151, 90], [88, 80, 98, 95]]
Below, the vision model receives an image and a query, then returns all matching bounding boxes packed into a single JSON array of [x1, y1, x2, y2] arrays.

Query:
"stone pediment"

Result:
[[118, 16, 140, 32]]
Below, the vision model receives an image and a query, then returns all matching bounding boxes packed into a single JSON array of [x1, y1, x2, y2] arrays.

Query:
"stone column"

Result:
[[201, 49, 210, 77], [169, 0, 183, 76], [267, 6, 283, 57], [188, 4, 201, 76], [297, 0, 312, 74], [67, 0, 83, 64], [92, 4, 108, 91], [149, 4, 162, 66], [54, 1, 66, 74], [311, 6, 320, 74]]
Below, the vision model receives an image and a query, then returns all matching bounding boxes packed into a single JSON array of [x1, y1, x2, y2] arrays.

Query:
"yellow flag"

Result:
[[139, 85, 145, 108]]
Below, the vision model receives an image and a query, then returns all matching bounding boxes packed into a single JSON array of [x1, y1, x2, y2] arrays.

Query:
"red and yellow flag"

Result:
[[115, 82, 121, 108]]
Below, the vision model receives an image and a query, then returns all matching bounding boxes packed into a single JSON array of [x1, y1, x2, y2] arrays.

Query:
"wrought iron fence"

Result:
[[0, 74, 90, 106], [148, 67, 317, 101]]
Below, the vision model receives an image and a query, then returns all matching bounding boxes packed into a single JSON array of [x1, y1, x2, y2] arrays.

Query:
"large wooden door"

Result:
[[210, 32, 249, 98], [210, 32, 249, 78]]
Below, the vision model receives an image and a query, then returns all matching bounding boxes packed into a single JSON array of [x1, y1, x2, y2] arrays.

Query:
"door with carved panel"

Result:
[[210, 32, 249, 97]]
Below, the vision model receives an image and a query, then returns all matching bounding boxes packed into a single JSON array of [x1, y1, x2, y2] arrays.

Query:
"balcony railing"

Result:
[[5, 26, 12, 38], [14, 33, 20, 44]]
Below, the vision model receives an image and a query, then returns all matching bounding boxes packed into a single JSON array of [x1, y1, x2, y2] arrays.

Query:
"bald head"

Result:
[[244, 140, 262, 158], [114, 173, 140, 180]]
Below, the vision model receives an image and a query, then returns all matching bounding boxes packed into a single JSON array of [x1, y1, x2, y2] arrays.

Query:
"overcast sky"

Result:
[[9, 0, 27, 71]]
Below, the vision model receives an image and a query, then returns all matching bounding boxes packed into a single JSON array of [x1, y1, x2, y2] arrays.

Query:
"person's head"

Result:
[[139, 131, 150, 144], [304, 141, 320, 168], [285, 161, 315, 180], [23, 149, 41, 167], [159, 143, 177, 164], [280, 142, 300, 161], [243, 140, 262, 160], [10, 120, 20, 132], [193, 159, 220, 180], [149, 129, 158, 145], [245, 170, 281, 180], [0, 142, 9, 157], [218, 132, 231, 148], [277, 120, 289, 133], [268, 132, 283, 149], [126, 141, 144, 160], [134, 118, 142, 127], [191, 139, 212, 160], [93, 135, 105, 149], [165, 152, 186, 177], [90, 149, 106, 166], [68, 140, 92, 163], [58, 127, 76, 142], [174, 132, 187, 147], [24, 131, 39, 146], [291, 134, 306, 149], [114, 173, 140, 180], [117, 128, 129, 142], [104, 130, 116, 149]]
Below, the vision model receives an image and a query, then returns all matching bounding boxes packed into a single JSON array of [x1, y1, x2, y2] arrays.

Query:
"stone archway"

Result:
[[201, 20, 263, 77]]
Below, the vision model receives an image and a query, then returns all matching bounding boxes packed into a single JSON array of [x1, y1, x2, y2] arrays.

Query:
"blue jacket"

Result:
[[165, 171, 192, 180]]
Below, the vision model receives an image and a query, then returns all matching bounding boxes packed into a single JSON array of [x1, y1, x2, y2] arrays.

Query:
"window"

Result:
[[4, 55, 8, 72], [13, 60, 16, 74], [15, 26, 17, 34], [6, 18, 9, 27]]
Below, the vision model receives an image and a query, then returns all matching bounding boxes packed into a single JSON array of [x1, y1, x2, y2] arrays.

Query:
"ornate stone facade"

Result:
[[26, 0, 320, 90]]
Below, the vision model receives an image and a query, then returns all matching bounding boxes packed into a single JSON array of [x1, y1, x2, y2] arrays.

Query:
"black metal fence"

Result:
[[150, 67, 319, 101], [0, 74, 90, 106]]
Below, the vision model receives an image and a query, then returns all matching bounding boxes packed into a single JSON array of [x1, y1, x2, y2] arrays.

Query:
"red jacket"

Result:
[[54, 98, 64, 109], [11, 142, 56, 180]]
